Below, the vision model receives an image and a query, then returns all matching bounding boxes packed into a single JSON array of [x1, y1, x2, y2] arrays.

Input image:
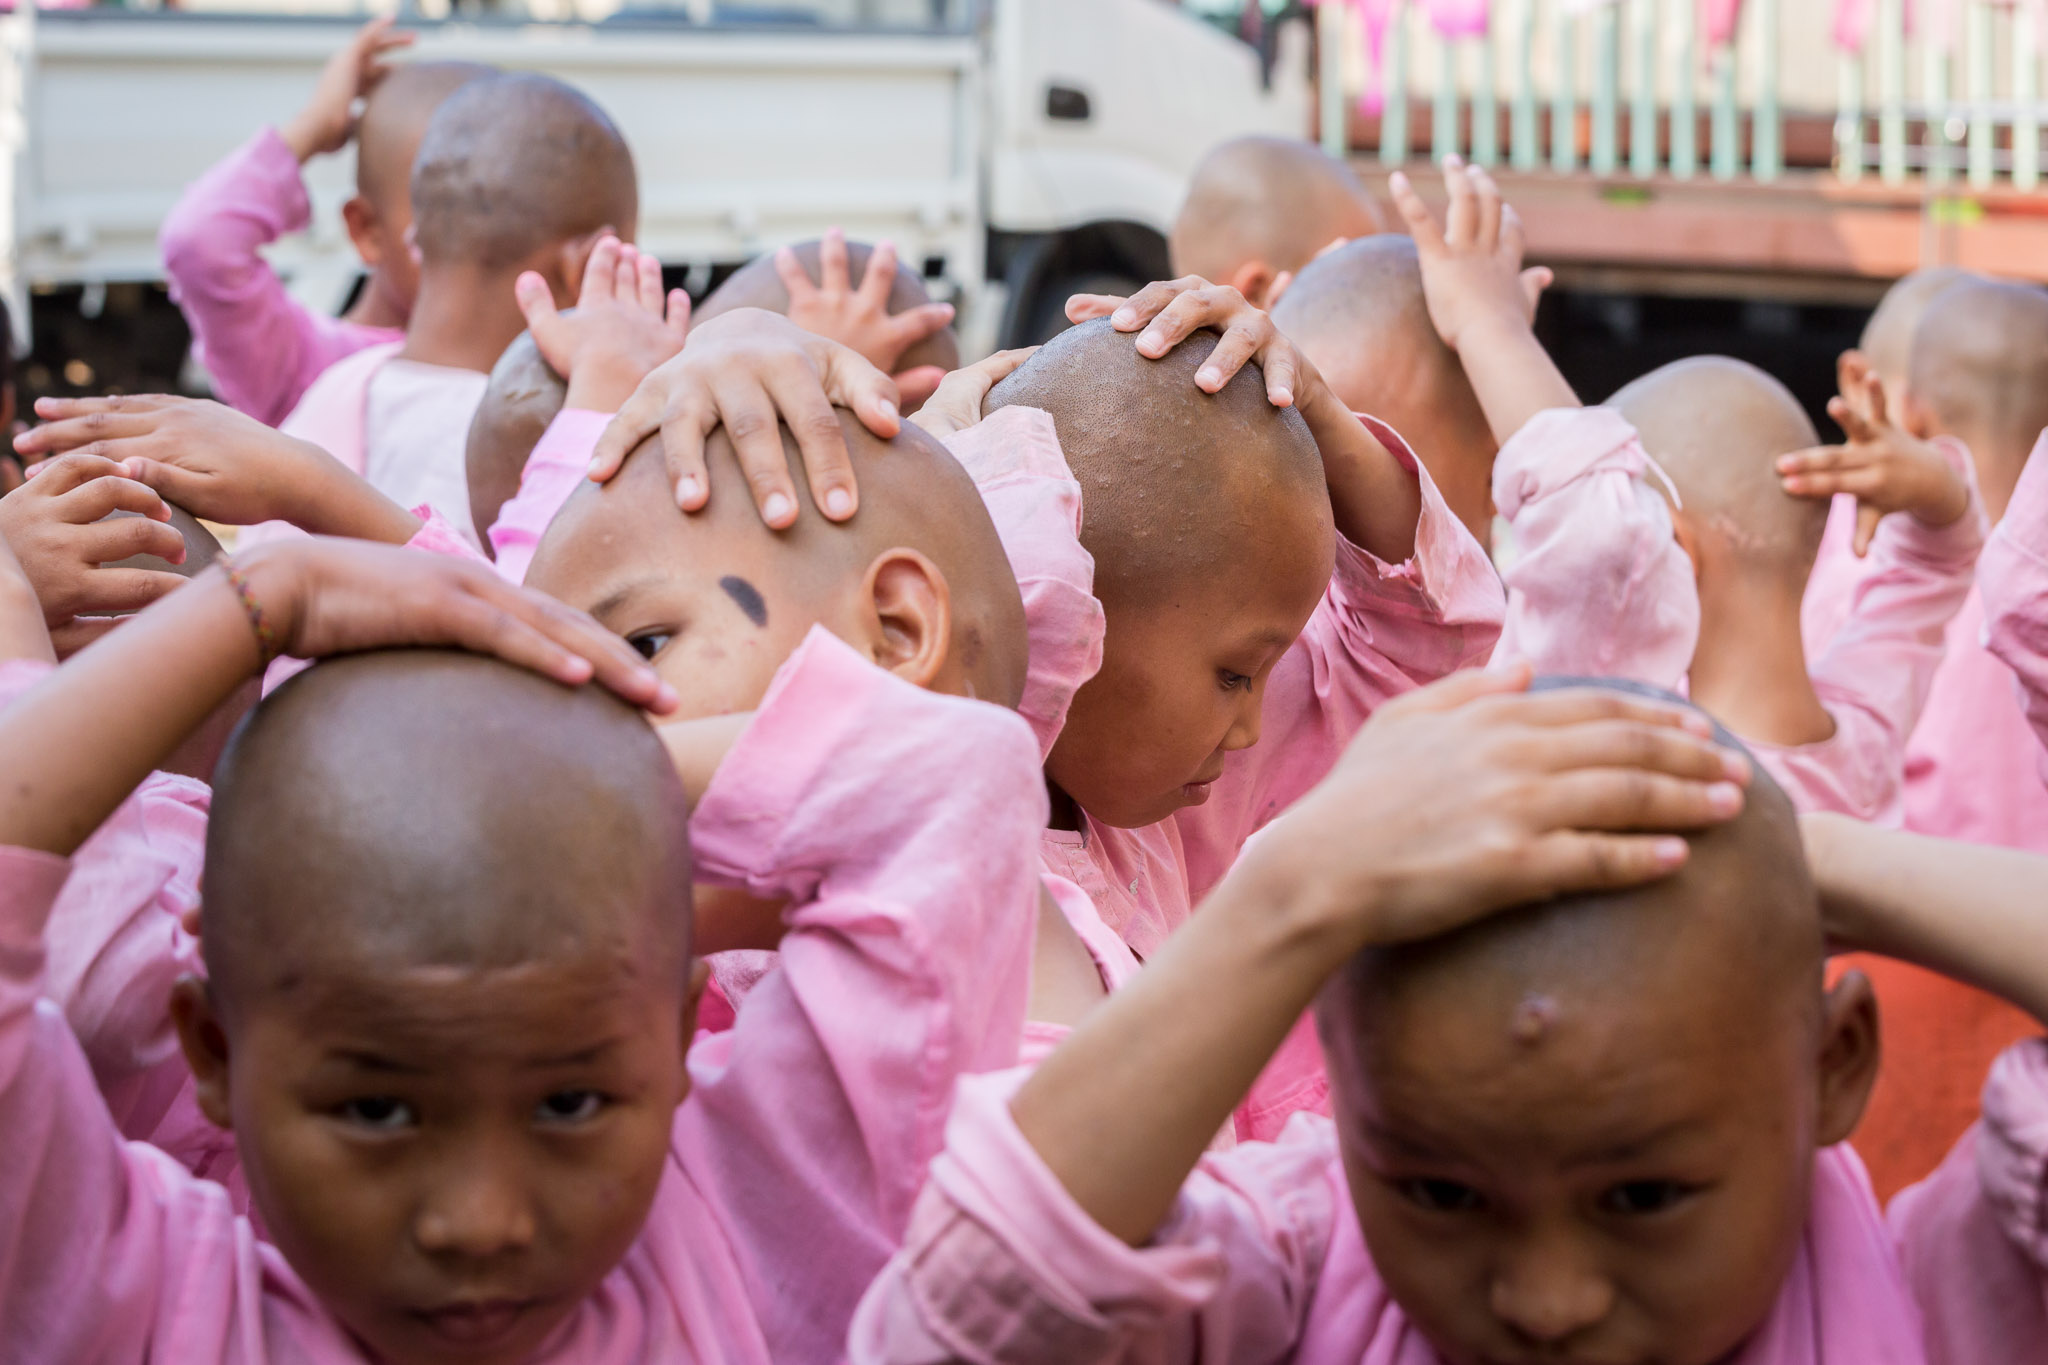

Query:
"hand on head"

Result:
[[0, 452, 186, 655], [1775, 367, 1972, 556], [586, 307, 901, 528], [909, 346, 1038, 439], [1387, 155, 1553, 355], [516, 234, 689, 414], [1067, 276, 1305, 407], [776, 228, 956, 406], [279, 14, 415, 163], [16, 394, 419, 543]]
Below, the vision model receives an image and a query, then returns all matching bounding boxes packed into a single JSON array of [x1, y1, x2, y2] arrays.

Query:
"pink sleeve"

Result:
[[1796, 437, 1987, 820], [489, 408, 611, 585], [159, 128, 399, 427], [675, 628, 1050, 1363], [1980, 430, 2048, 785], [944, 406, 1105, 758], [404, 505, 492, 567], [1176, 417, 1506, 899], [848, 1070, 1336, 1365], [1490, 406, 1699, 688]]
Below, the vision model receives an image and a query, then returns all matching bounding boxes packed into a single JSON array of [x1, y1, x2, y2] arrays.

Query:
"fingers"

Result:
[[818, 343, 902, 441], [77, 512, 188, 567], [665, 288, 692, 342], [1264, 269, 1295, 309], [858, 239, 900, 311], [1441, 154, 1477, 246], [459, 576, 676, 712], [818, 227, 852, 295], [59, 472, 173, 526], [1191, 309, 1273, 394], [1467, 161, 1503, 248], [121, 457, 213, 515], [1516, 830, 1695, 899], [587, 386, 664, 483], [637, 251, 666, 317], [1853, 501, 1884, 558], [884, 300, 958, 355], [579, 235, 622, 308], [1065, 293, 1126, 323], [612, 239, 642, 307], [710, 370, 805, 527], [1515, 716, 1749, 786], [1479, 685, 1721, 741], [765, 363, 860, 522], [514, 270, 565, 348], [890, 364, 948, 410], [1825, 394, 1878, 447], [1860, 371, 1891, 430], [8, 451, 136, 495], [1134, 286, 1245, 361], [1528, 764, 1746, 836], [15, 408, 160, 459], [1387, 170, 1444, 252], [1108, 277, 1206, 333], [49, 616, 125, 658], [1519, 264, 1553, 318]]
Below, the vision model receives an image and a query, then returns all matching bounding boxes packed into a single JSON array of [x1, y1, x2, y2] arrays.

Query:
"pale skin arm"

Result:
[[1775, 372, 1971, 556], [0, 539, 675, 857], [1067, 279, 1421, 564], [0, 531, 55, 666], [1016, 667, 1753, 1243], [1803, 812, 2048, 1027], [1387, 156, 1570, 446]]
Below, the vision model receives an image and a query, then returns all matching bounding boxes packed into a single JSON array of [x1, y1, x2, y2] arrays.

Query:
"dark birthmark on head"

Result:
[[719, 575, 769, 628]]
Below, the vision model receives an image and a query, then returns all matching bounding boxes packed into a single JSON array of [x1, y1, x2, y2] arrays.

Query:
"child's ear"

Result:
[[861, 548, 951, 690], [1669, 507, 1704, 584], [170, 975, 235, 1131], [553, 227, 619, 307], [341, 195, 383, 271], [1226, 259, 1278, 310], [1814, 968, 1881, 1147], [1899, 389, 1939, 440]]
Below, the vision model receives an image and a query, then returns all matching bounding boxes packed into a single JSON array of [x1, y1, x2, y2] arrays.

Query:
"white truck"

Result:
[[0, 0, 1308, 393]]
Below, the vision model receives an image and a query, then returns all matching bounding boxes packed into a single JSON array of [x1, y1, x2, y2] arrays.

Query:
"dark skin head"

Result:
[[174, 650, 699, 1365], [1906, 278, 2048, 516], [525, 408, 1027, 718], [342, 60, 495, 324], [410, 72, 639, 274], [987, 318, 1334, 829], [466, 330, 569, 549], [1317, 705, 1879, 1365], [696, 238, 962, 378], [1169, 136, 1384, 307], [1272, 235, 1497, 544]]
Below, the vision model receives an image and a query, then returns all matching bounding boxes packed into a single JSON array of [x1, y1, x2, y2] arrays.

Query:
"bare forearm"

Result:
[[0, 566, 269, 854], [1457, 316, 1580, 448], [1307, 390, 1422, 564], [294, 460, 422, 543], [0, 540, 54, 666], [1808, 813, 2048, 1027]]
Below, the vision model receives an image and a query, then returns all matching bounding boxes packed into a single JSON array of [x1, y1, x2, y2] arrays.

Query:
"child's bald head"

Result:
[[526, 409, 1027, 717], [354, 60, 495, 214], [1271, 235, 1495, 541], [105, 501, 222, 583], [1907, 277, 2048, 473], [1611, 356, 1825, 586], [466, 330, 568, 545], [1317, 682, 1877, 1365], [411, 72, 638, 271], [1859, 266, 1977, 389], [202, 650, 693, 1011], [986, 318, 1335, 828], [1171, 136, 1382, 307], [106, 504, 242, 780], [697, 239, 961, 378]]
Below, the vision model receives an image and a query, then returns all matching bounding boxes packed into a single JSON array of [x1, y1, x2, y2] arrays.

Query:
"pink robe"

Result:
[[846, 1045, 2048, 1364], [1976, 427, 2048, 788], [0, 628, 1048, 1363], [159, 129, 400, 428], [1494, 406, 1985, 824]]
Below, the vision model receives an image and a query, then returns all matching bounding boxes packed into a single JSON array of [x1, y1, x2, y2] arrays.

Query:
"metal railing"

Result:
[[1312, 0, 2048, 190]]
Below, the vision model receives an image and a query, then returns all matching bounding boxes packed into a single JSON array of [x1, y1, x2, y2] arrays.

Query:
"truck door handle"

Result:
[[1045, 84, 1092, 122]]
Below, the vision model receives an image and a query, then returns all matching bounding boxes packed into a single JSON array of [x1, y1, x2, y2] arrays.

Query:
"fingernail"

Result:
[[1271, 387, 1293, 407], [1112, 308, 1137, 328], [1653, 837, 1690, 866], [1196, 367, 1220, 388], [653, 680, 679, 711], [675, 475, 701, 504], [1707, 782, 1743, 815], [825, 487, 853, 518], [1722, 750, 1752, 783], [762, 492, 794, 524], [877, 399, 899, 423]]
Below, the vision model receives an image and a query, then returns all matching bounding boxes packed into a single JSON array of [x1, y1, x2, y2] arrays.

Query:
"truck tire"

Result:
[[992, 222, 1171, 349]]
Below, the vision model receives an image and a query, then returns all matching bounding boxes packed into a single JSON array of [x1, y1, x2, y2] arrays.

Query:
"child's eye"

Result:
[[1599, 1180, 1698, 1215], [1219, 671, 1252, 693], [337, 1096, 416, 1131], [627, 632, 674, 662], [535, 1089, 607, 1125], [1397, 1178, 1486, 1213]]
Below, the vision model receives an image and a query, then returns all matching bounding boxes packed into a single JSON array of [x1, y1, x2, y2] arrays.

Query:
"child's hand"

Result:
[[0, 453, 188, 644], [516, 235, 690, 414], [908, 346, 1037, 439], [1388, 156, 1553, 354], [279, 14, 413, 162], [16, 395, 419, 543], [1776, 371, 1970, 556], [236, 537, 675, 711], [1252, 665, 1751, 951], [1067, 276, 1304, 406], [587, 307, 902, 528], [778, 229, 956, 406]]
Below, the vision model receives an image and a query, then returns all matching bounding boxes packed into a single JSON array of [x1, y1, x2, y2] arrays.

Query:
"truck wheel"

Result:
[[1016, 269, 1149, 346]]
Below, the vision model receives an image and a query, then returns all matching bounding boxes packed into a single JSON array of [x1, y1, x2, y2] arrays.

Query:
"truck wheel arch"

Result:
[[989, 221, 1172, 349]]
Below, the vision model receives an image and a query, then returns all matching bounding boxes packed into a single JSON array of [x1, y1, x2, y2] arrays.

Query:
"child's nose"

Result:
[[413, 1149, 539, 1261], [1488, 1236, 1616, 1345], [1221, 684, 1264, 753]]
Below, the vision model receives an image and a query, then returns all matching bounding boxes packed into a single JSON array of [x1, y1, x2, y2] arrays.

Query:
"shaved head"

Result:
[[203, 651, 692, 1009], [1170, 136, 1382, 290], [1271, 235, 1495, 540], [1908, 278, 2048, 470], [353, 60, 494, 211], [1611, 357, 1824, 579], [104, 502, 222, 583], [410, 72, 637, 269], [466, 330, 568, 545], [1860, 267, 1977, 384], [697, 239, 960, 377], [984, 317, 1331, 605]]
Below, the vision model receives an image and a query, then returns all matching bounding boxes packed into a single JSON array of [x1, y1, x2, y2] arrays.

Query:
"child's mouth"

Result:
[[413, 1297, 536, 1349], [1180, 779, 1216, 804]]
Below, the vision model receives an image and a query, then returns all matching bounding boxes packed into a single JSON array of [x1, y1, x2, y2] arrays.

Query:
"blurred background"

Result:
[[2, 0, 2044, 429]]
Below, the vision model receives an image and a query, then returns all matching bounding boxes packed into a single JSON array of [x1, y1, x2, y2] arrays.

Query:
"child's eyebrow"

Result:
[[1564, 1116, 1705, 1169], [329, 1048, 430, 1076], [522, 1038, 624, 1069], [586, 576, 670, 623]]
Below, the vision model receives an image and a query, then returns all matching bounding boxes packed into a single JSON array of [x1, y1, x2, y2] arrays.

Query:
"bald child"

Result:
[[1170, 135, 1383, 309], [161, 18, 491, 425]]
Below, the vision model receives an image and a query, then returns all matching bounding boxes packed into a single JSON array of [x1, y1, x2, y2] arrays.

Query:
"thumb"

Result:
[[122, 457, 205, 509], [1521, 266, 1554, 317], [515, 272, 567, 361], [887, 301, 957, 351], [822, 346, 901, 439], [1065, 293, 1125, 324], [889, 365, 948, 410], [1853, 501, 1883, 557], [665, 288, 692, 343]]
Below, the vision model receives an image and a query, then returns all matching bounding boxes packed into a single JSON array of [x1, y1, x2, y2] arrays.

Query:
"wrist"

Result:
[[563, 356, 646, 415], [1228, 826, 1387, 971], [277, 113, 326, 163], [226, 544, 306, 660]]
